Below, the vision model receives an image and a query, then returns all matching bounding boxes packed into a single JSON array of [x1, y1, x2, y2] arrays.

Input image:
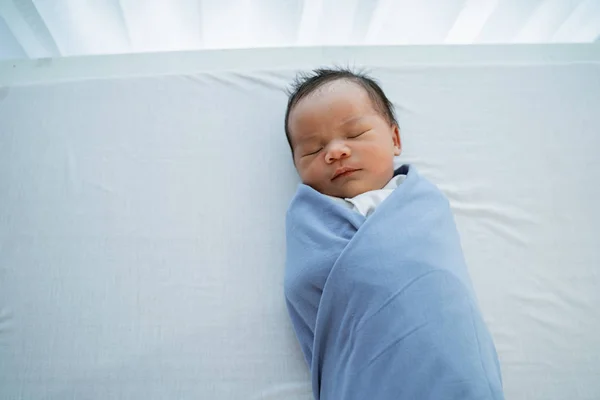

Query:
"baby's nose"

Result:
[[326, 144, 351, 163]]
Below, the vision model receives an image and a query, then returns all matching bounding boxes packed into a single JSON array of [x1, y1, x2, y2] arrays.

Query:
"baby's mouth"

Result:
[[331, 168, 361, 181]]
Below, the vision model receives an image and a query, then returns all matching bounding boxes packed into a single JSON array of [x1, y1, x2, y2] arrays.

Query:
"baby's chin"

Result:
[[322, 179, 385, 199]]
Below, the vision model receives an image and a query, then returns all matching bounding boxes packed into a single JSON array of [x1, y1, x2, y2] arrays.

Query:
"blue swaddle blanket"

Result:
[[284, 165, 504, 400]]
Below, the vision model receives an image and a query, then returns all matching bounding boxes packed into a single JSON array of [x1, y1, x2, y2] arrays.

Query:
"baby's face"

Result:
[[288, 80, 401, 198]]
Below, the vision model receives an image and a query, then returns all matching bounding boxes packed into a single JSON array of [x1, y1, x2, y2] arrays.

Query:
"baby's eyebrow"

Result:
[[296, 133, 320, 145], [339, 115, 365, 127]]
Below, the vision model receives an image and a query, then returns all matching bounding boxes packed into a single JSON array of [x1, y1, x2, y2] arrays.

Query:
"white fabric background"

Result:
[[0, 46, 599, 399]]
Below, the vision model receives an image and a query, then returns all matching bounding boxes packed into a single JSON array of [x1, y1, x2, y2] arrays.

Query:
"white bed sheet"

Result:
[[1, 45, 599, 399]]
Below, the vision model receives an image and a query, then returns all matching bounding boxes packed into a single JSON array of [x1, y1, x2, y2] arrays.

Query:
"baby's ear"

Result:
[[392, 125, 402, 156]]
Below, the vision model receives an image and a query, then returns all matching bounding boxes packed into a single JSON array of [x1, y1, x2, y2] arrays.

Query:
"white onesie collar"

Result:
[[327, 173, 406, 218]]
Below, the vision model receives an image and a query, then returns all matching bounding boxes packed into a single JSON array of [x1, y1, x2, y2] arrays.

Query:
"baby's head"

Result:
[[285, 68, 401, 198]]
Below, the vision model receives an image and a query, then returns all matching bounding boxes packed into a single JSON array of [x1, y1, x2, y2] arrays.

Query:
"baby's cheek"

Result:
[[304, 163, 328, 188], [369, 148, 395, 183], [365, 146, 388, 169]]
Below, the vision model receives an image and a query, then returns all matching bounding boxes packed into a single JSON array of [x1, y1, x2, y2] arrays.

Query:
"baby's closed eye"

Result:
[[348, 130, 368, 139], [303, 147, 323, 157]]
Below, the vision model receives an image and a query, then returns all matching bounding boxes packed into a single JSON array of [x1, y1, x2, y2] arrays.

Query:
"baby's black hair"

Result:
[[284, 67, 398, 154]]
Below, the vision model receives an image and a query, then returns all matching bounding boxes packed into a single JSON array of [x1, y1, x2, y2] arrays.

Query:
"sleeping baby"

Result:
[[283, 68, 504, 400], [284, 68, 403, 217]]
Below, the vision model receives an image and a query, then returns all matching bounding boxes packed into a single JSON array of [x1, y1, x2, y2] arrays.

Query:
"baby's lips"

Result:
[[331, 167, 360, 180]]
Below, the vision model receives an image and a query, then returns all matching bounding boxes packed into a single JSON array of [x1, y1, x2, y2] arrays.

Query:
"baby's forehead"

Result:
[[290, 83, 380, 138], [294, 80, 377, 118], [306, 78, 370, 101]]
